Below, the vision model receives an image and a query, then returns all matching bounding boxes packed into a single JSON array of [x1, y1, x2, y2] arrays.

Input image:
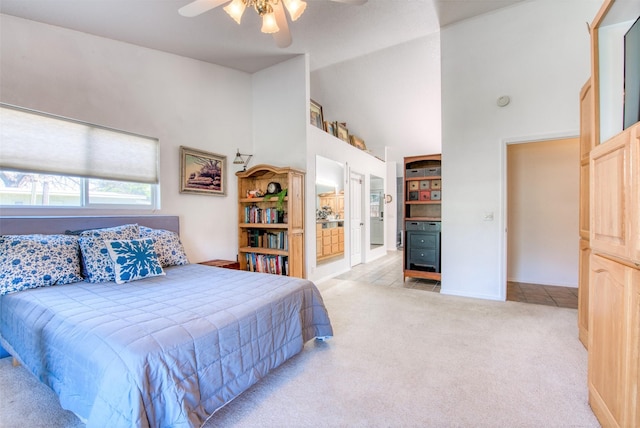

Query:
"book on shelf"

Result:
[[244, 253, 288, 275], [247, 229, 288, 250], [244, 205, 285, 224]]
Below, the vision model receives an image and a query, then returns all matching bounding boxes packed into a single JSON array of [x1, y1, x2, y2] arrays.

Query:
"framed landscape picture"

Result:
[[180, 146, 226, 196]]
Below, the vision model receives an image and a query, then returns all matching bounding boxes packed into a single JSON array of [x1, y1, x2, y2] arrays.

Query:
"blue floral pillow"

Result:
[[139, 226, 189, 267], [105, 239, 165, 284], [78, 224, 140, 283], [0, 234, 84, 295]]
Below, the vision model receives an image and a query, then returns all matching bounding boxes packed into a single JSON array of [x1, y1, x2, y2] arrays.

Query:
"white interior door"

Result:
[[350, 172, 363, 266]]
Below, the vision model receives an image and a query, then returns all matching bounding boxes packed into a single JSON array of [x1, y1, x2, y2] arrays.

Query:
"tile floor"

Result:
[[322, 251, 578, 309], [507, 281, 579, 309], [328, 250, 440, 292]]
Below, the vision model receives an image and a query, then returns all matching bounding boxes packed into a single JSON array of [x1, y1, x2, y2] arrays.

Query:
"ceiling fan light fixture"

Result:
[[261, 12, 279, 33], [223, 0, 246, 24], [283, 0, 306, 21]]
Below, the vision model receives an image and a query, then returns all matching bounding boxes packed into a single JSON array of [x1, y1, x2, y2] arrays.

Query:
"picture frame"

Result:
[[180, 146, 226, 196], [350, 135, 367, 151], [310, 99, 324, 129], [324, 120, 336, 136], [336, 122, 349, 143]]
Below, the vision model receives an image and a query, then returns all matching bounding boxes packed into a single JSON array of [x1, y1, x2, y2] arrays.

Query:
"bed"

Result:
[[0, 215, 333, 427]]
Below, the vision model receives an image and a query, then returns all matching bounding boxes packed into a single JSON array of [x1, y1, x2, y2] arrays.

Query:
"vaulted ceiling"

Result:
[[1, 0, 522, 166], [1, 0, 522, 73]]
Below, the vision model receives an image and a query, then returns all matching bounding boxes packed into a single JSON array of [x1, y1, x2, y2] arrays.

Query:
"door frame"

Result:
[[500, 131, 579, 301]]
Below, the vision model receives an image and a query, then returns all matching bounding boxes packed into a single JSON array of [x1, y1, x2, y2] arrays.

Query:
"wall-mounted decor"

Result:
[[310, 99, 324, 129], [336, 123, 349, 143], [350, 135, 367, 151], [180, 146, 226, 196]]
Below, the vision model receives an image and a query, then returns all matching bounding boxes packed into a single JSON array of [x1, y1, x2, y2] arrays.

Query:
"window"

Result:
[[0, 104, 159, 209]]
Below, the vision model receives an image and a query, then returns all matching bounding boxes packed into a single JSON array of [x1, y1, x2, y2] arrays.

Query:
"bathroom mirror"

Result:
[[316, 156, 345, 264], [370, 174, 384, 249]]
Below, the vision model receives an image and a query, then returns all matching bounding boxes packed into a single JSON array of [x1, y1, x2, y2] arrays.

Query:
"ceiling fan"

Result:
[[178, 0, 367, 48]]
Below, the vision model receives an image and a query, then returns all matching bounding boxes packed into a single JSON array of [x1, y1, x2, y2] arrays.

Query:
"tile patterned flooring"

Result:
[[324, 251, 578, 309], [507, 281, 579, 309], [329, 250, 440, 292]]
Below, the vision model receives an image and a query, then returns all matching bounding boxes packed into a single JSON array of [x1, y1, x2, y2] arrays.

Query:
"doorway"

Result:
[[350, 171, 364, 267], [505, 137, 579, 306]]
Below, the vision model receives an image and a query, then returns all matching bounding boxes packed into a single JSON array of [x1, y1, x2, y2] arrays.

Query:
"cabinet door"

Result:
[[627, 267, 640, 427], [590, 129, 631, 260], [588, 254, 627, 428], [631, 125, 640, 265], [337, 195, 344, 216], [578, 238, 590, 348]]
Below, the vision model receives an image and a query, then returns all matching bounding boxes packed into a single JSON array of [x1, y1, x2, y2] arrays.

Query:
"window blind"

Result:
[[0, 104, 159, 184]]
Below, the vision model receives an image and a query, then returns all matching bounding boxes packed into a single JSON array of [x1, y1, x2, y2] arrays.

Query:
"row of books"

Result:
[[245, 254, 288, 276], [244, 205, 283, 224], [247, 230, 288, 250]]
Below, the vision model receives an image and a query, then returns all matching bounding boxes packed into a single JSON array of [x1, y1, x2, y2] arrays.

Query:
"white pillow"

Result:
[[105, 238, 165, 284]]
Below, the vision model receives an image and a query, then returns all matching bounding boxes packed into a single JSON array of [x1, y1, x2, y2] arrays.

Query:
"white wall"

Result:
[[440, 0, 601, 300], [252, 55, 308, 170], [310, 34, 442, 174], [0, 14, 252, 263], [507, 138, 580, 287], [306, 125, 386, 282]]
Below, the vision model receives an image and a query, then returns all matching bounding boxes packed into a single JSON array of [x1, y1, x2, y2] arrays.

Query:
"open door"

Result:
[[350, 171, 364, 267]]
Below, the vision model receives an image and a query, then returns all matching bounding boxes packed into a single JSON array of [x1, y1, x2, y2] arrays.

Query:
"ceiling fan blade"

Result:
[[178, 0, 228, 17], [272, 2, 292, 48], [330, 0, 368, 5]]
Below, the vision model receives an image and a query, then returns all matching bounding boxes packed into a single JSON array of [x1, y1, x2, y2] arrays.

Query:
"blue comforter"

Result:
[[0, 264, 333, 427]]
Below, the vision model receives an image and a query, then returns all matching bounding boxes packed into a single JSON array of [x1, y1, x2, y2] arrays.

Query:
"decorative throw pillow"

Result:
[[104, 239, 165, 284], [139, 226, 189, 267], [78, 224, 140, 283], [0, 234, 84, 295]]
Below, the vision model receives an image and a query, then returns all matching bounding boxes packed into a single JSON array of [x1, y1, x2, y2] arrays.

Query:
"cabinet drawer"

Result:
[[409, 248, 437, 265], [409, 233, 438, 249]]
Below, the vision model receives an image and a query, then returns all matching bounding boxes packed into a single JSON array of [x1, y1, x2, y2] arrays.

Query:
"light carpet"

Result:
[[0, 278, 599, 427]]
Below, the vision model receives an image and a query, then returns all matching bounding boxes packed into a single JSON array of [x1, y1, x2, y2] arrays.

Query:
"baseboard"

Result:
[[440, 288, 504, 302]]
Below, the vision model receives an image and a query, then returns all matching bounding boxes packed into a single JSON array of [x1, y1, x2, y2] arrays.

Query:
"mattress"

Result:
[[0, 263, 333, 427]]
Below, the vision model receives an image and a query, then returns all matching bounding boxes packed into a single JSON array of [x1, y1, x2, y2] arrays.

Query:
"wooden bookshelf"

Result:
[[236, 164, 305, 278]]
